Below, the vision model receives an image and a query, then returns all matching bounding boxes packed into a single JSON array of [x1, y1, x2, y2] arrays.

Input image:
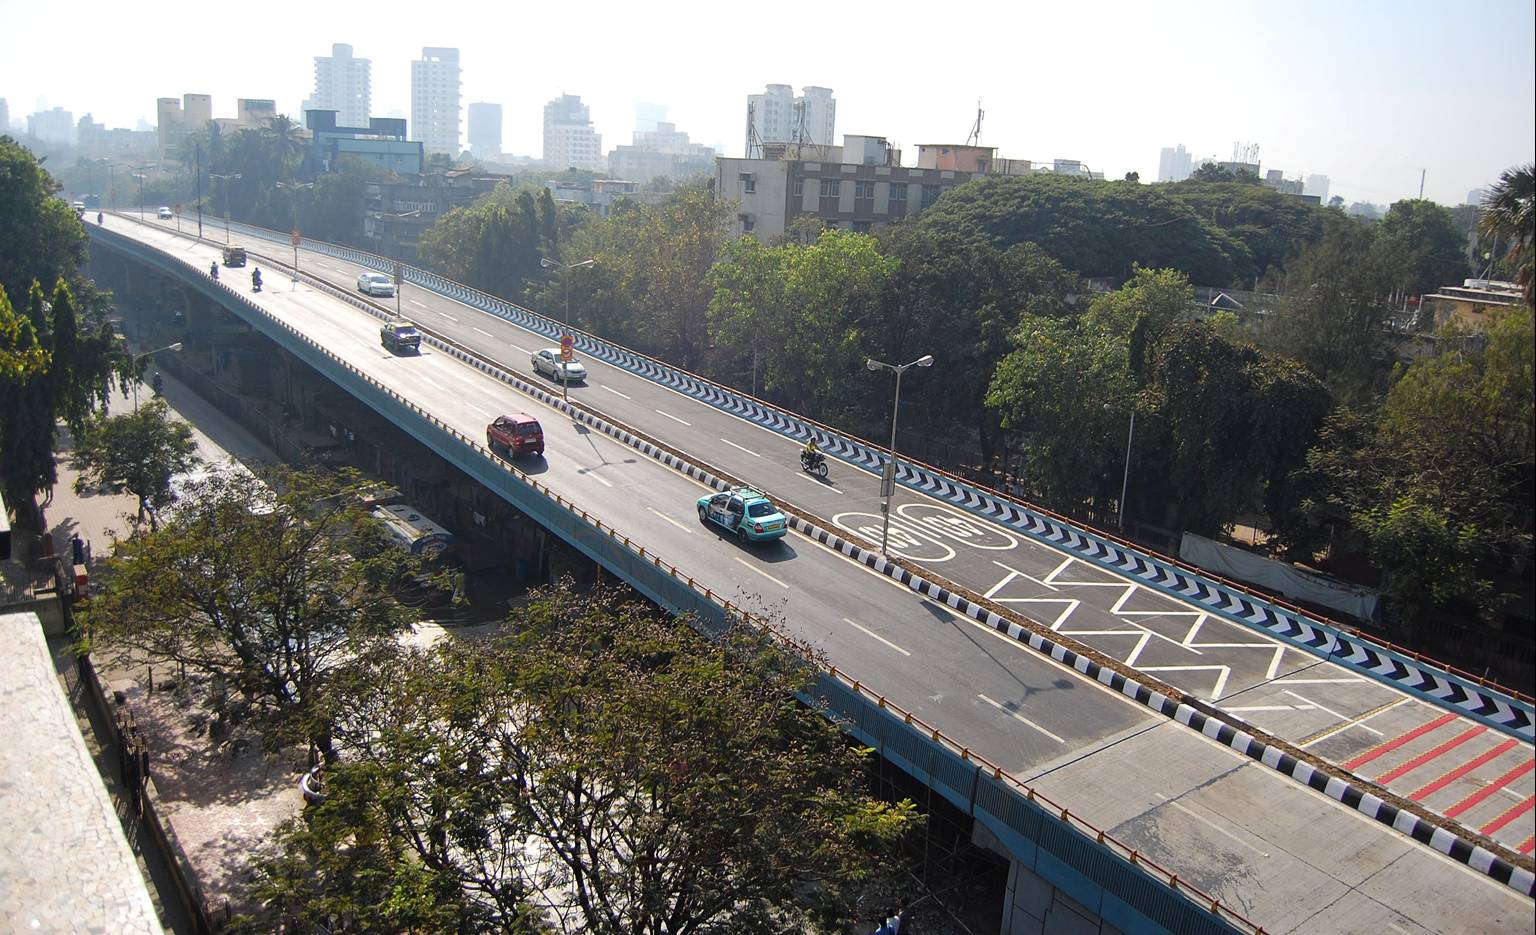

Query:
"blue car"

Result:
[[696, 486, 788, 543]]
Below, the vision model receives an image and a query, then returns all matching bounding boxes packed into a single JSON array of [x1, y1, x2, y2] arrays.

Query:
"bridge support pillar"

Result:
[[973, 823, 1129, 935]]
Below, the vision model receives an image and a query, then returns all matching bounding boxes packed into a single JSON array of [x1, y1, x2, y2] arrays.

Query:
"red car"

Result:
[[486, 413, 544, 458]]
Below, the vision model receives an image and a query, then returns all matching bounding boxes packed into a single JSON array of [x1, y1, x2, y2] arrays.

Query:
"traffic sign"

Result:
[[392, 261, 404, 286], [173, 204, 183, 216], [880, 460, 896, 498], [291, 229, 302, 247], [560, 333, 574, 361]]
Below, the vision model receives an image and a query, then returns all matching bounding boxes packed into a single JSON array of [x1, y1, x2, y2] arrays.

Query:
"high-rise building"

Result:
[[155, 97, 182, 152], [183, 93, 212, 131], [609, 122, 716, 181], [0, 99, 10, 135], [304, 43, 371, 129], [542, 94, 604, 171], [1304, 174, 1330, 201], [237, 99, 277, 127], [468, 102, 502, 157], [27, 107, 75, 146], [411, 47, 462, 155], [1158, 144, 1194, 183], [744, 84, 836, 157]]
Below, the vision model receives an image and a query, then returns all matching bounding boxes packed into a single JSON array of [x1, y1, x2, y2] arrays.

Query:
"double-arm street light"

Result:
[[865, 353, 934, 554], [276, 180, 316, 287], [209, 172, 241, 243], [131, 342, 183, 410], [540, 256, 595, 400]]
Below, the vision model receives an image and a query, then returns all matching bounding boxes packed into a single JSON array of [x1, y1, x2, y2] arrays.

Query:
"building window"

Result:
[[852, 220, 872, 233], [739, 172, 756, 194], [889, 185, 908, 205], [854, 180, 875, 199], [792, 177, 804, 199], [819, 178, 840, 199], [738, 213, 755, 233], [920, 184, 942, 209]]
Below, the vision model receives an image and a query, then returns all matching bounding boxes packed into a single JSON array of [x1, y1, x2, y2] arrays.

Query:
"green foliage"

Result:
[[0, 136, 88, 316], [1164, 180, 1328, 279], [1354, 497, 1487, 626], [1479, 163, 1535, 306], [68, 398, 198, 528], [249, 584, 917, 933], [80, 468, 424, 756], [419, 183, 556, 304], [988, 269, 1328, 533], [1377, 199, 1470, 297], [0, 283, 48, 382], [914, 173, 1252, 286], [1264, 214, 1396, 405]]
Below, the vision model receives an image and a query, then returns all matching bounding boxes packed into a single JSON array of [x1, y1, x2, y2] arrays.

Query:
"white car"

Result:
[[532, 347, 587, 383], [157, 206, 173, 220], [357, 272, 396, 297]]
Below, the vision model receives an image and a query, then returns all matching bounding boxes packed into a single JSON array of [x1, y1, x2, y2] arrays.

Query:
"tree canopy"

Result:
[[69, 398, 198, 528], [913, 173, 1253, 286]]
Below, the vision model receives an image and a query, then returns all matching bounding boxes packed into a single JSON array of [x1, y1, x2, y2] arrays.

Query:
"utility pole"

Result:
[[195, 143, 204, 239], [1419, 169, 1426, 199]]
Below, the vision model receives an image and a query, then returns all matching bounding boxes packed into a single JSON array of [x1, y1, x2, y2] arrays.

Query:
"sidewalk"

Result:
[[46, 368, 300, 923]]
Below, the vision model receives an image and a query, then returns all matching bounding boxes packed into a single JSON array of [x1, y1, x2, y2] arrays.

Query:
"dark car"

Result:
[[222, 245, 247, 267], [380, 321, 422, 354]]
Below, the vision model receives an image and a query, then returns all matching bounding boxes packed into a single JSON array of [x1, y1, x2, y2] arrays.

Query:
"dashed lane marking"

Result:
[[645, 506, 692, 533], [733, 557, 787, 589], [977, 694, 1065, 743], [841, 618, 911, 656], [600, 385, 632, 400], [473, 327, 495, 338], [654, 409, 691, 426], [721, 438, 760, 457]]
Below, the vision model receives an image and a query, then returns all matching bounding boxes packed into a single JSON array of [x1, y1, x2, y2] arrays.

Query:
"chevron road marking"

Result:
[[1140, 665, 1232, 701]]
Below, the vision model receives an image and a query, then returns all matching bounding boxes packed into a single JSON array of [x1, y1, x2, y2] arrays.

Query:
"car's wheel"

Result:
[[698, 504, 708, 521], [737, 527, 749, 544]]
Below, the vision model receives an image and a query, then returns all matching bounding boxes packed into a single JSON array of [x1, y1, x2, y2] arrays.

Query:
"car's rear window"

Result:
[[746, 502, 776, 518], [516, 423, 541, 437]]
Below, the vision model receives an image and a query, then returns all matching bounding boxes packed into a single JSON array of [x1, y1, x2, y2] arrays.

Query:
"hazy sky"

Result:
[[2, 0, 1531, 206]]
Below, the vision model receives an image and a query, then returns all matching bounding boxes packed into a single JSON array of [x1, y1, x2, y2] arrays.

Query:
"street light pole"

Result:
[[541, 256, 595, 401], [276, 180, 315, 288], [1117, 409, 1135, 530], [130, 342, 184, 411], [210, 172, 240, 243], [866, 354, 934, 554]]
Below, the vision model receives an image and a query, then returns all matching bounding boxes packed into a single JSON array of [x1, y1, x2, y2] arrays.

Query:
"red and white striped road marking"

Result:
[[1373, 725, 1487, 785], [1445, 759, 1535, 820], [1409, 739, 1521, 801], [1479, 795, 1534, 837], [1343, 712, 1458, 771]]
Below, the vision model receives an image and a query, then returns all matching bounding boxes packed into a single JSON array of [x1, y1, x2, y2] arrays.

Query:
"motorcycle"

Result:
[[210, 262, 219, 281], [151, 372, 164, 397], [799, 448, 828, 479], [251, 269, 263, 293]]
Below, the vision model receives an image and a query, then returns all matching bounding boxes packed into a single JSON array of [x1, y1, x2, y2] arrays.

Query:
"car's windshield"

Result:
[[746, 502, 776, 518]]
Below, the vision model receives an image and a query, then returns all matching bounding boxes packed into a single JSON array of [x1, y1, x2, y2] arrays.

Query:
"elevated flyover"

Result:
[[91, 214, 1533, 933]]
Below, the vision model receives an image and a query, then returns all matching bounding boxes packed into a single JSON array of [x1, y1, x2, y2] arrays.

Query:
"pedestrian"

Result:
[[70, 534, 86, 566]]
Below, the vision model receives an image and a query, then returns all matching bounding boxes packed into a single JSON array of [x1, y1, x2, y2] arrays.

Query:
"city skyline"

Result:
[[1, 0, 1531, 206]]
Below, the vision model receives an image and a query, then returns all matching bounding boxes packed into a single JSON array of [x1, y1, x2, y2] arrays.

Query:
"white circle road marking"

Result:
[[832, 512, 956, 563], [896, 502, 1020, 550]]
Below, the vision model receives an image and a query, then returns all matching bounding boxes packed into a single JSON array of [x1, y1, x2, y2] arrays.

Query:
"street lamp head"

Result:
[[865, 359, 881, 372], [167, 343, 183, 352], [915, 355, 934, 368], [540, 257, 554, 269]]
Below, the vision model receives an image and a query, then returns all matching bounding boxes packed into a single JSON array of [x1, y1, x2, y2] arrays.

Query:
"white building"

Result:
[[304, 43, 371, 129], [29, 106, 74, 146], [412, 47, 462, 155], [608, 122, 716, 181], [0, 99, 9, 135], [543, 94, 604, 171], [744, 84, 835, 157], [1158, 144, 1194, 183], [468, 102, 502, 157], [1304, 174, 1330, 201]]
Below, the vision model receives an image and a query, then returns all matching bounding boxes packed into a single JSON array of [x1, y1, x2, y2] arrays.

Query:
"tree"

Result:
[[914, 173, 1252, 285], [1164, 180, 1329, 280], [1377, 199, 1470, 298], [250, 584, 917, 933], [0, 136, 88, 308], [68, 399, 198, 528], [79, 468, 424, 758], [0, 282, 47, 383], [1265, 214, 1395, 405], [1123, 171, 1140, 183], [1479, 163, 1535, 306]]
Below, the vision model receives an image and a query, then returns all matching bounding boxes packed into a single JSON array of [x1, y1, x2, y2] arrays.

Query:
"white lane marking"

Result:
[[720, 438, 760, 457], [733, 557, 787, 589], [473, 326, 495, 338], [507, 342, 529, 353], [655, 409, 691, 426], [409, 299, 427, 308], [1298, 697, 1409, 748], [1278, 678, 1369, 685], [1140, 664, 1230, 700], [578, 468, 614, 488], [1154, 793, 1270, 857], [646, 506, 691, 533], [1226, 704, 1317, 712], [977, 693, 1065, 743], [468, 402, 494, 417], [1282, 689, 1383, 736], [842, 618, 911, 656], [439, 312, 458, 322], [601, 385, 632, 400], [420, 377, 445, 391]]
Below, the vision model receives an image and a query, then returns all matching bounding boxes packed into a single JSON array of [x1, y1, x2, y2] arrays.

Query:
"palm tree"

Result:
[[1479, 163, 1535, 306], [263, 114, 307, 174]]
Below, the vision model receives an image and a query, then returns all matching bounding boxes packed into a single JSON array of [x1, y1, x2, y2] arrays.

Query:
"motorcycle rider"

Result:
[[251, 267, 263, 292], [801, 437, 823, 469], [210, 261, 219, 280], [96, 212, 104, 225], [151, 371, 164, 397]]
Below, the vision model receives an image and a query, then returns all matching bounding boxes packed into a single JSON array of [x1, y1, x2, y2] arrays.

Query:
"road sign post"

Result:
[[291, 229, 302, 288], [559, 334, 575, 400], [393, 262, 404, 319], [173, 203, 183, 234]]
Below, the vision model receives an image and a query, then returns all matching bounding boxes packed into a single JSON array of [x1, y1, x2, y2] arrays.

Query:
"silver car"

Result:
[[357, 272, 395, 297], [532, 347, 587, 382]]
